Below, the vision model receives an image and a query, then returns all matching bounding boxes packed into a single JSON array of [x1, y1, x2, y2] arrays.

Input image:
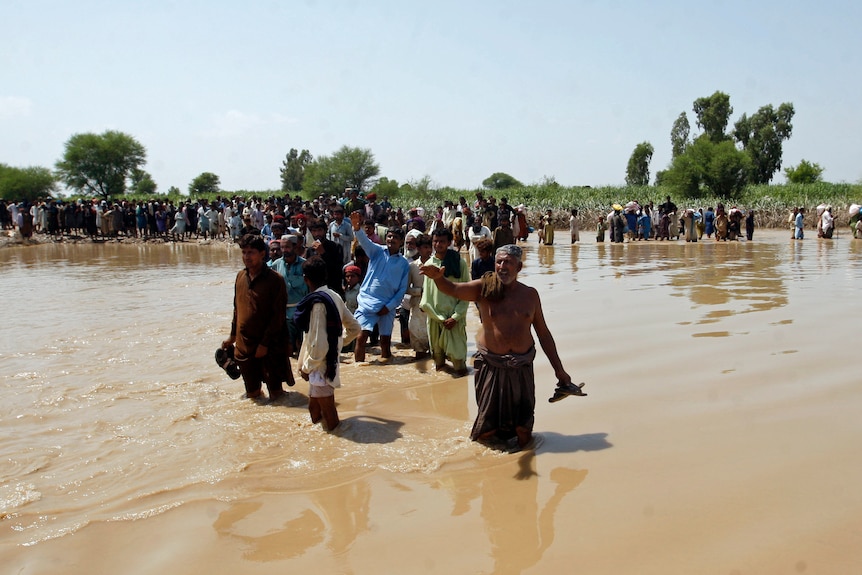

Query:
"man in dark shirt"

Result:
[[222, 234, 289, 402], [659, 195, 677, 216], [306, 220, 345, 298]]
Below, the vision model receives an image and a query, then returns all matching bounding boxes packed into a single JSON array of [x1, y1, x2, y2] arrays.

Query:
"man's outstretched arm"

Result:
[[419, 264, 482, 302]]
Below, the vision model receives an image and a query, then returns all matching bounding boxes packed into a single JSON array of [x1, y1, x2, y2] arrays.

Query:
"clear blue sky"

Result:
[[2, 0, 860, 193]]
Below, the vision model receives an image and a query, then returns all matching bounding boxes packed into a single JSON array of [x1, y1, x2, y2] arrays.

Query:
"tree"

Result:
[[167, 186, 181, 196], [407, 175, 436, 196], [662, 136, 750, 199], [670, 112, 690, 158], [130, 168, 157, 195], [482, 172, 522, 190], [334, 146, 380, 192], [733, 103, 794, 184], [625, 142, 654, 186], [189, 172, 220, 196], [280, 148, 312, 192], [303, 146, 380, 197], [55, 130, 147, 199], [0, 164, 57, 201], [302, 156, 342, 198], [692, 91, 733, 142], [370, 176, 400, 198], [784, 159, 824, 184]]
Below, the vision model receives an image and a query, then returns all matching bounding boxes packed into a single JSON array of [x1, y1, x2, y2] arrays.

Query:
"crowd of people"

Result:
[[598, 196, 758, 243], [221, 188, 582, 452], [6, 191, 860, 245]]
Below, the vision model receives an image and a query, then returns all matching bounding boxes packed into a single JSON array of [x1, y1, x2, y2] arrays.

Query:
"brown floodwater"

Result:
[[2, 232, 861, 574]]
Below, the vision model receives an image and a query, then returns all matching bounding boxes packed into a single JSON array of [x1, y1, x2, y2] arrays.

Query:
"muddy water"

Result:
[[2, 233, 861, 574]]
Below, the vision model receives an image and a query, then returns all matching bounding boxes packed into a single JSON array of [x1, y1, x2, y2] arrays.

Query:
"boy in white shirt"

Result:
[[295, 256, 361, 430]]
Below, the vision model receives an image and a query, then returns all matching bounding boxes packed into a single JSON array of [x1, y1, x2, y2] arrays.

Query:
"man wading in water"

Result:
[[420, 244, 584, 451]]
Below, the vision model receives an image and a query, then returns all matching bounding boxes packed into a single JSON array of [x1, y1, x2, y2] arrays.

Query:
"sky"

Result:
[[2, 0, 861, 194]]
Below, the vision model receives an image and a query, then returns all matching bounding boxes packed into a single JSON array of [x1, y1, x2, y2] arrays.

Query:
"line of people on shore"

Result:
[[598, 196, 758, 243]]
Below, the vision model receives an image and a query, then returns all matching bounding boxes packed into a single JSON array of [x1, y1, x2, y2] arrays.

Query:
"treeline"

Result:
[[0, 90, 849, 219]]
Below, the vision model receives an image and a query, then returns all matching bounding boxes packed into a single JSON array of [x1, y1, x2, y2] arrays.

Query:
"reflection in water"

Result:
[[570, 244, 579, 277], [484, 455, 587, 575], [213, 502, 325, 561], [536, 245, 556, 271], [429, 431, 610, 575], [667, 243, 788, 321], [436, 452, 588, 575], [214, 478, 371, 569], [815, 237, 837, 273], [1, 241, 239, 271]]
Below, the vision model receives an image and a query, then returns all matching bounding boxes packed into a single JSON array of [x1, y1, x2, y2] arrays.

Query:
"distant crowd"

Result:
[[1, 189, 533, 249], [4, 191, 860, 245]]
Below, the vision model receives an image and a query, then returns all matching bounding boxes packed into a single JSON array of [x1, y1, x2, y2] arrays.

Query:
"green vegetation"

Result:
[[0, 163, 57, 201], [659, 91, 795, 199], [280, 148, 312, 192], [189, 172, 221, 196], [625, 142, 654, 186], [385, 182, 862, 228], [55, 130, 147, 200], [784, 160, 824, 184], [302, 146, 380, 197], [482, 172, 523, 190], [130, 168, 157, 195]]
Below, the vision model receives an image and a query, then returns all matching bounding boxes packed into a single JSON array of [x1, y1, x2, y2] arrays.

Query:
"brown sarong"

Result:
[[470, 345, 537, 442]]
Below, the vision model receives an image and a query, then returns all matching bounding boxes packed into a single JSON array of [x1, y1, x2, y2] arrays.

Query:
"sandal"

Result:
[[549, 381, 587, 403]]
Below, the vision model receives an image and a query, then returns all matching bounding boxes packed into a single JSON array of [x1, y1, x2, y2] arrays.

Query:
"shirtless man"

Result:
[[420, 244, 582, 450]]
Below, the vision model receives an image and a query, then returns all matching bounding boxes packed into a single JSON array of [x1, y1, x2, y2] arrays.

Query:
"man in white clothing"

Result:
[[295, 256, 361, 430], [467, 221, 492, 261]]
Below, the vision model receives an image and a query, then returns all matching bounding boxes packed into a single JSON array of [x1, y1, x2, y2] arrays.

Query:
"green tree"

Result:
[[189, 172, 221, 196], [670, 112, 690, 158], [280, 148, 312, 192], [407, 175, 437, 198], [302, 155, 342, 198], [167, 186, 181, 196], [303, 146, 380, 197], [625, 142, 654, 186], [662, 136, 750, 199], [733, 103, 794, 184], [334, 146, 380, 191], [482, 172, 523, 190], [784, 159, 824, 184], [371, 176, 400, 198], [0, 164, 57, 201], [130, 168, 157, 195], [55, 130, 147, 199], [692, 91, 733, 142]]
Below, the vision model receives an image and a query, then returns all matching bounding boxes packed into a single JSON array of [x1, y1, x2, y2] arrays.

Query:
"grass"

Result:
[[390, 182, 862, 229]]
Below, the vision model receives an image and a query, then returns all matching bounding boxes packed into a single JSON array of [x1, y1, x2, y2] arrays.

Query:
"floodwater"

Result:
[[2, 232, 861, 574]]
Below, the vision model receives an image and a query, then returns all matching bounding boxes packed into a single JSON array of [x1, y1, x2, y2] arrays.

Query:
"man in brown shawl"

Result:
[[420, 245, 581, 451], [222, 234, 290, 402]]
